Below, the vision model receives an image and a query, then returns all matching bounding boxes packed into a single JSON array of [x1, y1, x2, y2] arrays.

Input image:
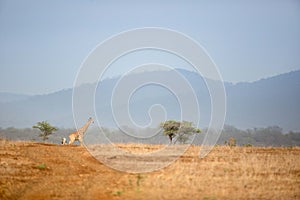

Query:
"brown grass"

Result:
[[0, 139, 299, 199]]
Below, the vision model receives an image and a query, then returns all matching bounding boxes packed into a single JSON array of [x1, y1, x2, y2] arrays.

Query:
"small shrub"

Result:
[[36, 163, 46, 169], [224, 137, 237, 147], [128, 179, 133, 186], [203, 197, 217, 200], [228, 137, 236, 146], [136, 174, 143, 187], [112, 190, 123, 196]]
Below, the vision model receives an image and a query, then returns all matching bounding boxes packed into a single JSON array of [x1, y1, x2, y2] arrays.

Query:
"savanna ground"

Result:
[[0, 139, 299, 200]]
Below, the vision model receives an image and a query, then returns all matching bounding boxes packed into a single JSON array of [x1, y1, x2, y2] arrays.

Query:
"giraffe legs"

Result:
[[79, 137, 84, 146], [68, 135, 75, 145]]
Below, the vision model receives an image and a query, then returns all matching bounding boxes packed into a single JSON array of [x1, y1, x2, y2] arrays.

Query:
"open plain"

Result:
[[0, 139, 299, 199]]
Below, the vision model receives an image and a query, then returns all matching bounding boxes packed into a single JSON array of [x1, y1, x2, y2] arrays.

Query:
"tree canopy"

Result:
[[160, 120, 201, 144], [32, 121, 58, 141]]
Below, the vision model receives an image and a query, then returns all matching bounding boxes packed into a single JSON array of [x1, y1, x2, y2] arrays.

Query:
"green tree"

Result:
[[160, 120, 201, 144], [32, 121, 58, 141]]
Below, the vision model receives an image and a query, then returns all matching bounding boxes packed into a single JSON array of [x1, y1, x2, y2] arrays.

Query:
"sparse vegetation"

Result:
[[225, 137, 236, 147], [1, 125, 300, 146], [203, 197, 217, 200], [112, 190, 123, 196], [136, 174, 144, 192], [0, 140, 299, 199], [36, 163, 46, 169]]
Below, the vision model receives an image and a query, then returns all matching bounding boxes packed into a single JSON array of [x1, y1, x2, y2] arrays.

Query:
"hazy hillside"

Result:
[[0, 69, 299, 131], [226, 70, 300, 131], [0, 92, 31, 103]]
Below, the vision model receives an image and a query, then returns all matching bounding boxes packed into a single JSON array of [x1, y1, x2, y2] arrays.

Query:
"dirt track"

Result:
[[0, 139, 299, 199]]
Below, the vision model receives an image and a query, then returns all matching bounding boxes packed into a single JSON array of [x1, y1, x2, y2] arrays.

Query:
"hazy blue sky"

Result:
[[0, 0, 299, 94]]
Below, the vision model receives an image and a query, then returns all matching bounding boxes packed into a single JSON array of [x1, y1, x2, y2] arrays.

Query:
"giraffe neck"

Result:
[[78, 120, 92, 134]]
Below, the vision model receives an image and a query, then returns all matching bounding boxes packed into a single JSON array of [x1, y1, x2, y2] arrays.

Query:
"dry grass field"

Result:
[[0, 139, 299, 199]]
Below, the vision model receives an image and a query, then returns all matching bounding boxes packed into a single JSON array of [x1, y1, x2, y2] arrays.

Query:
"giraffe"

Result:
[[68, 117, 94, 146]]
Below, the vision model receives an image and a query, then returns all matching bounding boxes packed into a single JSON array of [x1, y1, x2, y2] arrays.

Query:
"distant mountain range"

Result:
[[0, 69, 299, 131], [0, 92, 31, 103]]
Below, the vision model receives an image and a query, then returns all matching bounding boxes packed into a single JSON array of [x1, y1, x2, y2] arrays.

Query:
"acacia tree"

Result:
[[32, 121, 58, 141], [160, 120, 201, 144]]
